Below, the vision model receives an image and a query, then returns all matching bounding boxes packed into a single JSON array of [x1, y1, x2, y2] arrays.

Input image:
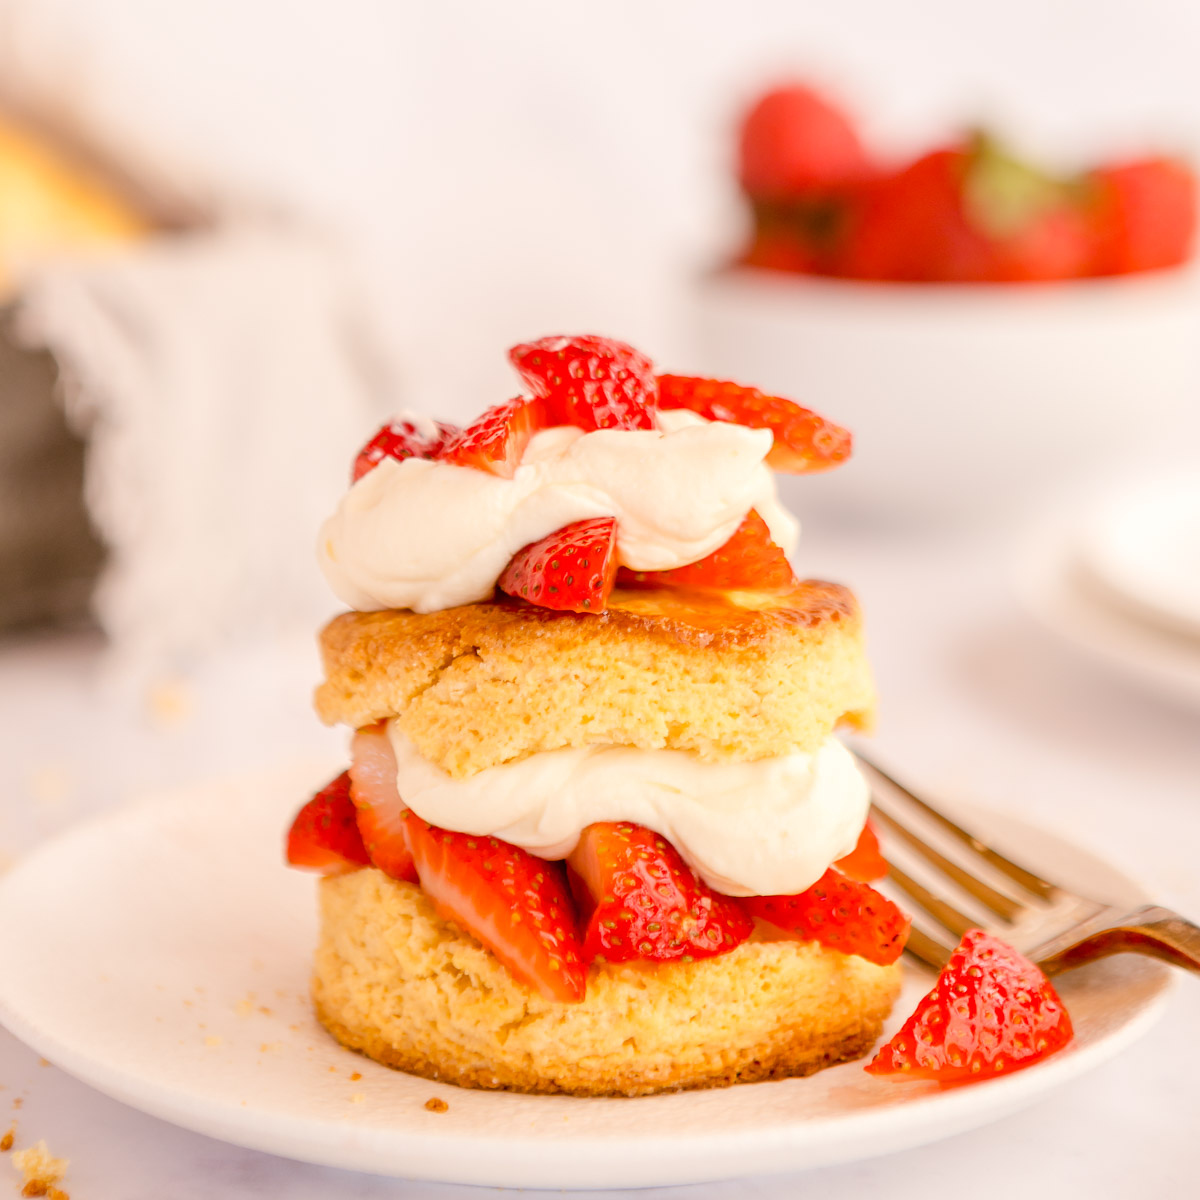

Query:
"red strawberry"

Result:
[[568, 822, 754, 964], [740, 221, 820, 273], [348, 724, 417, 883], [618, 509, 797, 591], [866, 929, 1074, 1083], [352, 417, 458, 483], [834, 820, 888, 883], [836, 150, 965, 281], [285, 771, 371, 874], [838, 138, 1091, 283], [738, 84, 873, 200], [404, 816, 586, 1003], [509, 334, 657, 431], [437, 395, 546, 479], [1088, 157, 1197, 275], [498, 517, 618, 613], [743, 868, 910, 966], [657, 376, 851, 473]]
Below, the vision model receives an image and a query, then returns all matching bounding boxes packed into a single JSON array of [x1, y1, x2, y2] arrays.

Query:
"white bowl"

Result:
[[690, 268, 1200, 527]]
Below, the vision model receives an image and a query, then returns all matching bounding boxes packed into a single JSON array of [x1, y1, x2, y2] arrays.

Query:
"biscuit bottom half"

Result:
[[313, 869, 902, 1097]]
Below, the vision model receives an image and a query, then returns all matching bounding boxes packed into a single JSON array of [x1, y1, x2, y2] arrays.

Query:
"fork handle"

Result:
[[1043, 905, 1200, 976]]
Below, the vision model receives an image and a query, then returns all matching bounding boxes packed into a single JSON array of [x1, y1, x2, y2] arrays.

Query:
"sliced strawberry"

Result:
[[743, 869, 910, 966], [866, 929, 1074, 1083], [834, 819, 888, 883], [657, 375, 851, 474], [498, 517, 618, 613], [404, 816, 586, 1003], [509, 334, 657, 431], [285, 771, 371, 874], [348, 724, 417, 883], [436, 395, 546, 479], [617, 509, 797, 591], [352, 417, 458, 483], [568, 822, 754, 964]]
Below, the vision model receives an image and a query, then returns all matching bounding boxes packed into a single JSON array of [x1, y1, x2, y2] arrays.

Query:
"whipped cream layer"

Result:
[[320, 409, 798, 614], [387, 724, 869, 896]]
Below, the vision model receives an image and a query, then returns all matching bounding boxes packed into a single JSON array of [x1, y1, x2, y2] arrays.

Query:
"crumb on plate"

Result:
[[11, 1140, 67, 1196], [425, 1097, 449, 1113]]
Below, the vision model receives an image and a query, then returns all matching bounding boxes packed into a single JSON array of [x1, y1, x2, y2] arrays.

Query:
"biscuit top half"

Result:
[[316, 582, 875, 779]]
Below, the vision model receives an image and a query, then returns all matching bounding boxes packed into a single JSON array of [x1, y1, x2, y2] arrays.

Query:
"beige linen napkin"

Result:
[[13, 225, 389, 680]]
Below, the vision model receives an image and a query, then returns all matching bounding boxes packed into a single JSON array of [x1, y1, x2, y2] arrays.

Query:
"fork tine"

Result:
[[856, 751, 1058, 902], [884, 860, 978, 938], [901, 925, 955, 972], [870, 805, 1024, 922]]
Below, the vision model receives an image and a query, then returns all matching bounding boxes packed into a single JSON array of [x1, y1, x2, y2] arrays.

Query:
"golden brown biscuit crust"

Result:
[[315, 582, 875, 777], [312, 869, 901, 1097]]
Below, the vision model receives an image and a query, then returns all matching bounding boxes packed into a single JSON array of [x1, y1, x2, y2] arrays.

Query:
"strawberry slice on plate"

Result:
[[509, 334, 657, 431], [657, 375, 851, 473], [285, 771, 371, 874], [348, 725, 417, 883], [405, 817, 586, 1003], [743, 869, 910, 966], [834, 819, 888, 883], [499, 517, 618, 613], [618, 509, 797, 591], [866, 928, 1074, 1083], [437, 395, 546, 479], [568, 822, 754, 964], [352, 417, 458, 483]]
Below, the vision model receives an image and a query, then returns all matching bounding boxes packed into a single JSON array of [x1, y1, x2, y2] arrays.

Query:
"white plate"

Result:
[[1080, 475, 1200, 640], [1015, 513, 1200, 713], [0, 761, 1173, 1190]]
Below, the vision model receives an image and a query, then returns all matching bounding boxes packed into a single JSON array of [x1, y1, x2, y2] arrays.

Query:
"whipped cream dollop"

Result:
[[387, 724, 869, 896], [319, 409, 798, 614]]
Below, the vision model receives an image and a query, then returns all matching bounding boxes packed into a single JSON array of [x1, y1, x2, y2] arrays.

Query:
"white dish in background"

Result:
[[1015, 509, 1200, 713], [0, 761, 1173, 1190], [1080, 474, 1200, 640], [691, 268, 1200, 527]]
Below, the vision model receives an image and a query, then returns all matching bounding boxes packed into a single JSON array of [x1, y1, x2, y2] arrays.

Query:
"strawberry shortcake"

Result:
[[286, 335, 909, 1096]]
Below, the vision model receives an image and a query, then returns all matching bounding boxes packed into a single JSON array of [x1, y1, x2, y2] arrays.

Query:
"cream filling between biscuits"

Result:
[[319, 409, 798, 614], [385, 723, 869, 897]]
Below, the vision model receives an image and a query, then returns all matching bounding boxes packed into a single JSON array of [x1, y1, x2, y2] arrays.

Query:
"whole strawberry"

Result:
[[509, 334, 657, 431], [838, 137, 1092, 283], [866, 928, 1074, 1083], [739, 83, 873, 200], [1087, 157, 1197, 275]]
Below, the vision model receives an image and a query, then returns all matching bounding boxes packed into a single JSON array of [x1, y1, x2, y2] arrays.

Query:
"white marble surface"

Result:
[[0, 529, 1197, 1198]]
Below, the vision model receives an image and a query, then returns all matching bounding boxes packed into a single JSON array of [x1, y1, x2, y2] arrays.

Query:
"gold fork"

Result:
[[852, 750, 1200, 976]]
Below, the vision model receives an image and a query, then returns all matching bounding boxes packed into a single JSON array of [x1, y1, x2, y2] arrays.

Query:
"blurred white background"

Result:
[[5, 0, 1200, 419]]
